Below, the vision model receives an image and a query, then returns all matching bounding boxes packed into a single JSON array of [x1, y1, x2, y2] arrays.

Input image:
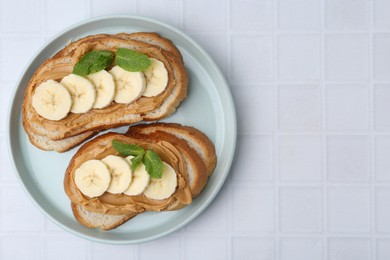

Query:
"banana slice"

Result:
[[86, 70, 115, 109], [123, 156, 150, 196], [143, 162, 177, 200], [109, 66, 146, 104], [60, 74, 96, 113], [74, 159, 111, 198], [32, 80, 72, 121], [102, 155, 132, 194], [143, 58, 169, 97]]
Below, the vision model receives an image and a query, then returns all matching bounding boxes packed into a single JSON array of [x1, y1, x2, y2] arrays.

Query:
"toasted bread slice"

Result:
[[23, 32, 187, 152], [27, 130, 97, 152], [64, 132, 194, 215], [127, 123, 217, 176], [67, 123, 216, 230], [71, 203, 137, 230]]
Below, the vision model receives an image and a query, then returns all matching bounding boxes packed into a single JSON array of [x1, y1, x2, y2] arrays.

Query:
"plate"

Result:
[[7, 15, 236, 244]]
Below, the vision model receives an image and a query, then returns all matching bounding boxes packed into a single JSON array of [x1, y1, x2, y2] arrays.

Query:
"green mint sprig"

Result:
[[112, 140, 163, 178], [115, 48, 151, 72], [143, 150, 163, 179], [73, 50, 114, 76], [130, 154, 144, 173]]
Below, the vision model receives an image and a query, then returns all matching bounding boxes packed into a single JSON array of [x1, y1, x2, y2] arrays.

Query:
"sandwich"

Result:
[[64, 123, 217, 230]]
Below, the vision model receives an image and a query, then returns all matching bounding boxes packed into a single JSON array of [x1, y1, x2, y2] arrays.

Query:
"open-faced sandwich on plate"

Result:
[[22, 32, 188, 152], [64, 123, 217, 230]]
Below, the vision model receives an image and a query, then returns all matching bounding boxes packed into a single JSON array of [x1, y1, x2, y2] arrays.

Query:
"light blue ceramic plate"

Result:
[[7, 15, 236, 244]]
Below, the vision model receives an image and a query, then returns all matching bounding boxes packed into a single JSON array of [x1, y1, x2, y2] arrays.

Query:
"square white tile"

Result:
[[328, 238, 371, 260], [375, 188, 390, 233], [374, 0, 390, 29], [44, 218, 63, 232], [325, 34, 369, 80], [232, 85, 274, 133], [280, 237, 322, 260], [232, 187, 274, 232], [44, 235, 87, 260], [232, 237, 274, 260], [327, 187, 370, 233], [231, 135, 273, 182], [0, 0, 41, 32], [374, 34, 390, 81], [375, 135, 390, 181], [91, 0, 136, 16], [45, 0, 87, 32], [188, 34, 228, 76], [278, 135, 322, 182], [279, 187, 322, 232], [278, 84, 321, 131], [231, 36, 273, 83], [1, 235, 42, 259], [374, 84, 390, 130], [325, 84, 369, 130], [0, 85, 14, 134], [0, 186, 43, 231], [231, 0, 274, 31], [326, 135, 370, 182], [138, 235, 180, 260], [325, 0, 369, 30], [278, 0, 321, 30], [183, 0, 227, 32], [0, 37, 43, 81], [277, 35, 320, 80], [90, 243, 137, 260], [0, 136, 16, 182], [183, 235, 227, 260], [377, 239, 390, 260], [137, 0, 181, 28]]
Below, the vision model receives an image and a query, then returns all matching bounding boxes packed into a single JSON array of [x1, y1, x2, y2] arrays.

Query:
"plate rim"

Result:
[[6, 14, 237, 245]]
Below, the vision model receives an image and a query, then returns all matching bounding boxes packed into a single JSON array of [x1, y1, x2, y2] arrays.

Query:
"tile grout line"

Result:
[[226, 0, 232, 258], [86, 0, 92, 18], [369, 1, 376, 259], [320, 0, 328, 259], [180, 0, 184, 30], [274, 1, 280, 259]]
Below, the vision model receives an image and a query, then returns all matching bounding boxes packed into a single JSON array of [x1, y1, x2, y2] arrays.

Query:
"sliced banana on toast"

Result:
[[109, 66, 146, 104], [86, 70, 115, 109], [74, 159, 111, 198], [32, 80, 72, 121], [124, 156, 150, 196], [143, 162, 177, 200], [65, 123, 217, 230], [143, 58, 169, 97], [101, 155, 132, 194], [61, 74, 96, 113]]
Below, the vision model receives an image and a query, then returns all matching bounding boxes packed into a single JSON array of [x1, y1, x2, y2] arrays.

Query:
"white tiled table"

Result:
[[1, 0, 390, 259]]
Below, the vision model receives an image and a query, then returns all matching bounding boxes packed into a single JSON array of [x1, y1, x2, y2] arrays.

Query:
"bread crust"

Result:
[[23, 32, 188, 151], [71, 203, 137, 230], [127, 123, 217, 176]]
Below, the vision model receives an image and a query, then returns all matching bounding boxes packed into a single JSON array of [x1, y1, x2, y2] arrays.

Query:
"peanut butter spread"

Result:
[[23, 35, 185, 140], [64, 133, 192, 215]]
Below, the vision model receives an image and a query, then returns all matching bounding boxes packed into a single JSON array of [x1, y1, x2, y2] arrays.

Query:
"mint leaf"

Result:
[[111, 140, 163, 178], [143, 150, 163, 179], [112, 140, 145, 157], [130, 154, 143, 172], [73, 50, 113, 76], [115, 48, 151, 72]]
